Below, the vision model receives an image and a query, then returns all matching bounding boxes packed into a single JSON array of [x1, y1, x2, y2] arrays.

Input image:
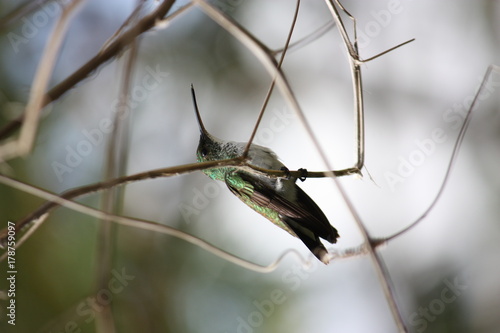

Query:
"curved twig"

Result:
[[383, 65, 500, 243]]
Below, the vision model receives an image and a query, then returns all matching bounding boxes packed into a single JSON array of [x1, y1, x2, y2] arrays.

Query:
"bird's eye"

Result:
[[200, 148, 208, 157]]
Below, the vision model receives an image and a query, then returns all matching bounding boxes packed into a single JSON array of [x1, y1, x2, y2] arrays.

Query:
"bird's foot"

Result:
[[298, 168, 308, 182], [280, 166, 291, 180]]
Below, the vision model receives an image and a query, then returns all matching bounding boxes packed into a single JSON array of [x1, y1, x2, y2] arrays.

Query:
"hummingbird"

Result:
[[191, 86, 339, 264]]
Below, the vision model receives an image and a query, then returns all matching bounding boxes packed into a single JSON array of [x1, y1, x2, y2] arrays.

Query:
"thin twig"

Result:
[[272, 20, 336, 56], [0, 158, 243, 241], [383, 64, 500, 244], [327, 0, 365, 173], [243, 0, 301, 156], [192, 0, 363, 180], [326, 1, 407, 331], [0, 173, 320, 273], [362, 38, 415, 63]]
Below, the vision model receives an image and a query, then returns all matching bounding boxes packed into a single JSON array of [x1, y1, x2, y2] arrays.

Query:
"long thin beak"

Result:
[[191, 84, 208, 136]]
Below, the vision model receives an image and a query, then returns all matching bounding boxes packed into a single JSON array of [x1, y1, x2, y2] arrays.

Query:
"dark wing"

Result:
[[291, 185, 339, 243], [226, 172, 339, 263]]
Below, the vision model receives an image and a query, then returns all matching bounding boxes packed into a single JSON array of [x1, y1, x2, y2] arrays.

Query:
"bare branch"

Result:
[[0, 172, 318, 273], [0, 158, 246, 242]]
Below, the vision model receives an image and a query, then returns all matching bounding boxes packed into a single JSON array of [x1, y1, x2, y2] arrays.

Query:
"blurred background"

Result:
[[0, 0, 499, 332]]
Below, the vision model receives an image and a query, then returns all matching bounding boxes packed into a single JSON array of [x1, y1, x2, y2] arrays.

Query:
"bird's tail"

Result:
[[284, 217, 331, 264]]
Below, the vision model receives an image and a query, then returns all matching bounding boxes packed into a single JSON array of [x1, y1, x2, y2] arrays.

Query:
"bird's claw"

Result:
[[280, 166, 291, 180], [298, 168, 308, 182]]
